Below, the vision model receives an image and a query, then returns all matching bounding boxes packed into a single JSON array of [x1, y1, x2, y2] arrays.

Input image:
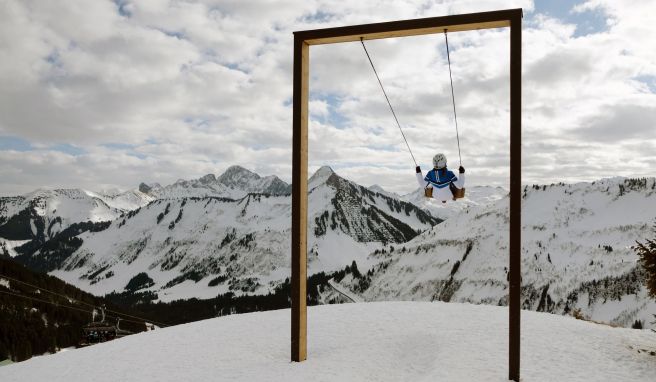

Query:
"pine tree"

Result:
[[350, 260, 361, 278], [633, 229, 656, 298], [633, 224, 656, 330]]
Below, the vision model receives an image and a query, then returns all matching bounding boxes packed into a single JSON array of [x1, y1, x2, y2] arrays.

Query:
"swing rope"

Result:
[[360, 37, 417, 167], [444, 29, 462, 167], [360, 32, 463, 168]]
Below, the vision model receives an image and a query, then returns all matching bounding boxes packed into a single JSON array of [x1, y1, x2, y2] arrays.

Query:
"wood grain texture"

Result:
[[294, 9, 519, 45], [291, 36, 308, 362]]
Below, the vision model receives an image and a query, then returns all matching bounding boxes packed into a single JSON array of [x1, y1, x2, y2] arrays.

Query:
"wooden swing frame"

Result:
[[291, 8, 522, 381]]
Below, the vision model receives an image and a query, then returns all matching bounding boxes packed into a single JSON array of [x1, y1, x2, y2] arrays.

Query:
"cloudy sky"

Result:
[[0, 0, 654, 196]]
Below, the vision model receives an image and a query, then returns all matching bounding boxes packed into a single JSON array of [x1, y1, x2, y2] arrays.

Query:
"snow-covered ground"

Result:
[[0, 239, 30, 257], [1, 302, 654, 381]]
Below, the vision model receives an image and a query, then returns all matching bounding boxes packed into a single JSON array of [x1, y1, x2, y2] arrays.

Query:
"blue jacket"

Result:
[[424, 169, 457, 189], [415, 167, 465, 202]]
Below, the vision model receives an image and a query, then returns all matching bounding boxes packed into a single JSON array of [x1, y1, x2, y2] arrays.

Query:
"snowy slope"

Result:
[[368, 184, 401, 199], [0, 239, 30, 258], [1, 302, 654, 381], [0, 189, 152, 242], [403, 184, 506, 220], [86, 189, 155, 211], [0, 189, 115, 230], [357, 177, 656, 328], [47, 167, 438, 301]]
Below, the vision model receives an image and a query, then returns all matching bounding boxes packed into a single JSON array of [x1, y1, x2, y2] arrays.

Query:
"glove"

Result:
[[459, 166, 465, 174], [415, 166, 421, 174]]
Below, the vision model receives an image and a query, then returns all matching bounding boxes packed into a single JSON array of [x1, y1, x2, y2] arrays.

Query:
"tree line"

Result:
[[0, 258, 152, 362]]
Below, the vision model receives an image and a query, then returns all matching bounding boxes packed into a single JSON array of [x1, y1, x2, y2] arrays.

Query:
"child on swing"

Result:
[[415, 153, 465, 203]]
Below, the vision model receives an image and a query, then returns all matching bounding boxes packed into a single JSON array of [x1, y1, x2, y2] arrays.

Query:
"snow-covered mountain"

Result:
[[0, 188, 153, 243], [2, 302, 654, 382], [139, 165, 291, 199], [341, 177, 656, 328], [18, 166, 438, 301], [2, 166, 654, 329], [0, 166, 290, 264]]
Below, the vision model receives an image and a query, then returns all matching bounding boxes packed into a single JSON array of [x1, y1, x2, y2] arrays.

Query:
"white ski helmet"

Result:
[[433, 153, 447, 169]]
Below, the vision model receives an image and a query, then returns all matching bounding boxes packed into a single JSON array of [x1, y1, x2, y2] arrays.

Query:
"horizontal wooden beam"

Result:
[[294, 9, 520, 45]]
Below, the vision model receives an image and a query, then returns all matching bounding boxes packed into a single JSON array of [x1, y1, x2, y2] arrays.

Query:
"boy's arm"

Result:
[[416, 166, 427, 187], [453, 166, 465, 189]]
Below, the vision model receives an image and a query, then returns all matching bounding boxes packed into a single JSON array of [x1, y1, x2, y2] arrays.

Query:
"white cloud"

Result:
[[0, 0, 654, 196]]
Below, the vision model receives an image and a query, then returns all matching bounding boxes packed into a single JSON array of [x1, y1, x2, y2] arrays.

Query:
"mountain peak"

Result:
[[138, 183, 152, 194], [315, 166, 334, 177], [219, 165, 258, 179], [199, 174, 216, 184], [217, 165, 261, 189], [308, 166, 337, 189]]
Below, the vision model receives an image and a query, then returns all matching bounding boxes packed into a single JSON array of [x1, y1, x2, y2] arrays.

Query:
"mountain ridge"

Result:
[[2, 168, 654, 329], [3, 167, 439, 301]]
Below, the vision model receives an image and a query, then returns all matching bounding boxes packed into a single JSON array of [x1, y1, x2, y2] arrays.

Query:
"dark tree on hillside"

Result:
[[633, 232, 656, 298], [350, 260, 361, 278]]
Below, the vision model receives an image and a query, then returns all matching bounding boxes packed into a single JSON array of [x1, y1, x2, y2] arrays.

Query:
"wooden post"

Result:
[[291, 35, 309, 362], [292, 11, 522, 378], [508, 11, 522, 382]]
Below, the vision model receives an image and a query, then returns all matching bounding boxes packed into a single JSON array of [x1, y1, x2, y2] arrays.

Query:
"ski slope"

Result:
[[328, 278, 365, 303], [1, 302, 654, 381]]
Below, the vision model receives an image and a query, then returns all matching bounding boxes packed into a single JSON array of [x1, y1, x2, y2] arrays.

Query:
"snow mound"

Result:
[[2, 302, 654, 381]]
